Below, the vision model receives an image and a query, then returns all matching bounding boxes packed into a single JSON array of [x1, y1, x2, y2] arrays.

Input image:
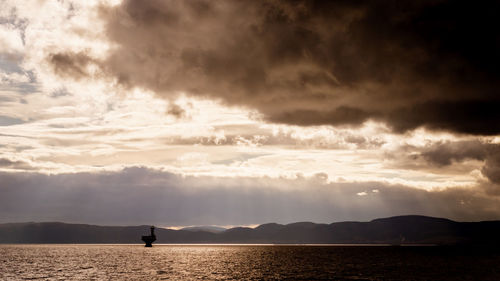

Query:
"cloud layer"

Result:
[[49, 0, 500, 135]]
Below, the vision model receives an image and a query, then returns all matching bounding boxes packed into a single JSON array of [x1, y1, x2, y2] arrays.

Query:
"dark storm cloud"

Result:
[[482, 154, 500, 185], [418, 140, 500, 189], [1, 167, 500, 225], [46, 0, 500, 134], [420, 140, 489, 167], [267, 106, 373, 127]]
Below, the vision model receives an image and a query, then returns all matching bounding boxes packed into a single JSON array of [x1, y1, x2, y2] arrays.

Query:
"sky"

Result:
[[1, 0, 500, 227]]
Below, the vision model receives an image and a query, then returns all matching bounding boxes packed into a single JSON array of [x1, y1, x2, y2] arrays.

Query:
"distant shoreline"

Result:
[[2, 215, 499, 245], [0, 243, 438, 246]]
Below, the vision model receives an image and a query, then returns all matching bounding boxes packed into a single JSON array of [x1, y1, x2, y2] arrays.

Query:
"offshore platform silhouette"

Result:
[[141, 226, 156, 247]]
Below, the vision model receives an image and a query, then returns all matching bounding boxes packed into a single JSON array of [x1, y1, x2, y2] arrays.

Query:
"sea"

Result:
[[1, 244, 499, 280]]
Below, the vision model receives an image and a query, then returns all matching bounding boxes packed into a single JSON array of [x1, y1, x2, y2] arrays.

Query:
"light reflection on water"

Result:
[[0, 244, 499, 280]]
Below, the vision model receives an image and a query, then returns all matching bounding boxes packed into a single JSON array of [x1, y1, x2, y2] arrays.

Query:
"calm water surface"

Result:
[[1, 244, 499, 280]]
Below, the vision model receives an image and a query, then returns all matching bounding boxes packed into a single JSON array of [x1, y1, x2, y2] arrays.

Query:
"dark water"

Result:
[[1, 245, 499, 280]]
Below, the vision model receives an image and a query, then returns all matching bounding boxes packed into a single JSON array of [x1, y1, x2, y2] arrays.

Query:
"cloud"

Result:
[[481, 153, 500, 185], [420, 140, 489, 167], [417, 140, 500, 190], [45, 0, 500, 135], [48, 52, 95, 79], [0, 21, 25, 57], [1, 167, 500, 226], [0, 157, 33, 170], [166, 103, 186, 118], [0, 115, 25, 126]]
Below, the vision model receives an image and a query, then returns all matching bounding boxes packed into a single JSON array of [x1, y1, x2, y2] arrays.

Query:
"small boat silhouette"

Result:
[[142, 226, 156, 247]]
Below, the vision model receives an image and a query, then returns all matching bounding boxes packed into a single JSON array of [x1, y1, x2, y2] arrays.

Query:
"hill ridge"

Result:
[[1, 215, 499, 245]]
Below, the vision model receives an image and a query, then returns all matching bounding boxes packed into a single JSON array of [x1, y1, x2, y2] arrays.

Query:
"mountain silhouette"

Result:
[[1, 216, 499, 245]]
